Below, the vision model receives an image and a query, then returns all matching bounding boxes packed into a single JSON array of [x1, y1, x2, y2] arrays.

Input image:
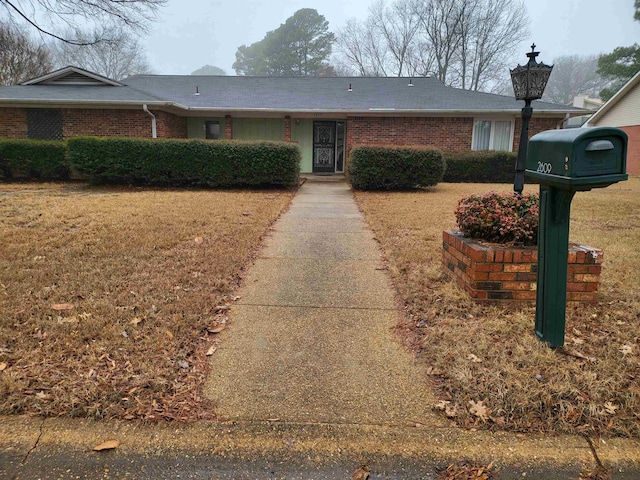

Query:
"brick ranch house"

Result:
[[0, 66, 586, 175]]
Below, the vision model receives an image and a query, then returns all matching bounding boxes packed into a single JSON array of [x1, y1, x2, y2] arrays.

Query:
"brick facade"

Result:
[[345, 116, 474, 156], [0, 108, 28, 138], [224, 115, 233, 139], [155, 111, 187, 138], [512, 117, 561, 152], [0, 107, 186, 140], [1, 107, 569, 167], [284, 116, 292, 142], [442, 230, 603, 303], [62, 108, 151, 138], [619, 125, 640, 176]]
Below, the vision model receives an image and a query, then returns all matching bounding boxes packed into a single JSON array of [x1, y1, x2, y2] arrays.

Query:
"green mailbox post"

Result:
[[526, 127, 628, 347]]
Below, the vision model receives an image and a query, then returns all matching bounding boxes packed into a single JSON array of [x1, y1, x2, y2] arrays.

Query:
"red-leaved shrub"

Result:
[[455, 191, 539, 246]]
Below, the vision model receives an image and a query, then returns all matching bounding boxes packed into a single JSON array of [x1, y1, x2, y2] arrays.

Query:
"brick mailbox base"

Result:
[[442, 230, 603, 303]]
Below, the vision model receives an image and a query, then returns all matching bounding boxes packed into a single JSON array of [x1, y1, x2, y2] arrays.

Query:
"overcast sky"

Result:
[[141, 0, 639, 76]]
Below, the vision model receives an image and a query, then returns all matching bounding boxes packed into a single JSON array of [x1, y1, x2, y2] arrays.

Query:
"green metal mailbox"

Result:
[[526, 127, 628, 190], [526, 127, 628, 347]]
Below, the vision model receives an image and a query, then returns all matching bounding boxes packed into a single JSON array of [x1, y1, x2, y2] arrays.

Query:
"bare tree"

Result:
[[335, 0, 427, 77], [0, 0, 165, 44], [455, 0, 529, 91], [413, 0, 466, 84], [335, 0, 529, 92], [334, 17, 391, 76], [51, 27, 152, 80], [369, 0, 422, 76], [543, 54, 610, 104], [0, 21, 53, 85]]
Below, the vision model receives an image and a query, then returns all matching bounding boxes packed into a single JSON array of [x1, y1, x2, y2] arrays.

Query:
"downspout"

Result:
[[143, 104, 157, 138]]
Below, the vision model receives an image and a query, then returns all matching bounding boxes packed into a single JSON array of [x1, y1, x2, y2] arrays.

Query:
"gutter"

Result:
[[142, 104, 157, 138], [0, 99, 585, 117]]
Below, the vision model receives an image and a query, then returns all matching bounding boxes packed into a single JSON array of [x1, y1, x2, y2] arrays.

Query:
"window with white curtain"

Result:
[[472, 119, 514, 151]]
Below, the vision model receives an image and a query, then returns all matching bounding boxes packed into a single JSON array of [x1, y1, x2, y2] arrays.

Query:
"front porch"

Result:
[[186, 116, 346, 175]]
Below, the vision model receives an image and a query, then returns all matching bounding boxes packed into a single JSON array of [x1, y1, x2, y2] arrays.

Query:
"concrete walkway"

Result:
[[204, 178, 441, 426]]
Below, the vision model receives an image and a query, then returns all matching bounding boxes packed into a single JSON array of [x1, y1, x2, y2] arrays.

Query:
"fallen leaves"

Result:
[[205, 345, 217, 356], [51, 303, 74, 311], [439, 462, 494, 480], [619, 344, 633, 356], [351, 465, 370, 480], [468, 399, 490, 422], [0, 362, 7, 371], [435, 400, 458, 418], [208, 325, 225, 334], [93, 440, 120, 451], [603, 402, 619, 415], [467, 354, 482, 363], [0, 185, 294, 423]]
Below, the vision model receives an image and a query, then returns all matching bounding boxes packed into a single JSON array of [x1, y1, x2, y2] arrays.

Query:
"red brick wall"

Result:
[[442, 230, 603, 303], [0, 108, 28, 138], [619, 125, 640, 176], [513, 117, 561, 151], [62, 108, 151, 138], [1, 107, 187, 140], [346, 116, 474, 156], [224, 115, 233, 139], [155, 111, 187, 138], [284, 116, 292, 142]]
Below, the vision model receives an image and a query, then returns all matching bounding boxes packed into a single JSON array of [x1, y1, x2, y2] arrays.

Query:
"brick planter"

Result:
[[442, 230, 603, 303]]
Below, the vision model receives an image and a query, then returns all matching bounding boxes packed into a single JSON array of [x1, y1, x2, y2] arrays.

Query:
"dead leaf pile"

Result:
[[438, 462, 495, 480]]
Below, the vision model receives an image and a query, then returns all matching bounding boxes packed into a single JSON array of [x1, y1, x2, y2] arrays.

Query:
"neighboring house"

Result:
[[564, 95, 603, 128], [586, 70, 640, 176], [0, 66, 585, 175]]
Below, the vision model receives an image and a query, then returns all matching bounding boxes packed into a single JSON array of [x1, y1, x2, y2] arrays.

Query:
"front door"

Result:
[[313, 121, 336, 173]]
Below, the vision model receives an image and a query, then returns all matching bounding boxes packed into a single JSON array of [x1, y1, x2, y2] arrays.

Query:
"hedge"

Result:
[[443, 151, 518, 183], [348, 145, 445, 190], [67, 138, 300, 187], [0, 139, 68, 180]]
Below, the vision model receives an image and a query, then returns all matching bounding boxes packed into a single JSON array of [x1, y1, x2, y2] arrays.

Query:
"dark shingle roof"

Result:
[[123, 75, 577, 114], [0, 69, 583, 115], [0, 84, 165, 104]]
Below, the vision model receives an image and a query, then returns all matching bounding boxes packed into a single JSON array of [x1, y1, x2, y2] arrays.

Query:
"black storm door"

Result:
[[313, 121, 336, 173]]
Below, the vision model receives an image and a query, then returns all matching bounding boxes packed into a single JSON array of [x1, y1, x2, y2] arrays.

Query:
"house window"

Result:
[[472, 119, 513, 151], [205, 121, 220, 139], [27, 109, 63, 140]]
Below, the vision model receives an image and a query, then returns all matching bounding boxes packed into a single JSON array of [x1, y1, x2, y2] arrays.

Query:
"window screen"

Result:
[[27, 109, 63, 140]]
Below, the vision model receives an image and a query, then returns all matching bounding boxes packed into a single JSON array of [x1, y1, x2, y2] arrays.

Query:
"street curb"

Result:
[[1, 416, 639, 479]]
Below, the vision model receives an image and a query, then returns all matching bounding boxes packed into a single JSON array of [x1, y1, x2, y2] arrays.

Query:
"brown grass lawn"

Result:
[[0, 183, 294, 421], [355, 177, 640, 438]]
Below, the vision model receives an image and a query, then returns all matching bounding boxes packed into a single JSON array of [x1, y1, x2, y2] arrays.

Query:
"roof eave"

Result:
[[586, 70, 640, 126], [0, 99, 189, 110], [0, 99, 581, 117], [186, 107, 576, 116]]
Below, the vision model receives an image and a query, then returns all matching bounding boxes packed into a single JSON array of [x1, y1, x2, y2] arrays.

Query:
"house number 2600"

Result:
[[536, 162, 552, 173]]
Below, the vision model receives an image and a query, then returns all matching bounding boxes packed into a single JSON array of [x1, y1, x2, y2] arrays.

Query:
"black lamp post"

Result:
[[510, 44, 553, 195]]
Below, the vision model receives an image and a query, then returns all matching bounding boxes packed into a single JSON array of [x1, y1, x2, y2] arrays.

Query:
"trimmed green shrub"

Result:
[[455, 191, 539, 246], [0, 139, 68, 180], [67, 138, 300, 187], [348, 145, 445, 190], [443, 151, 517, 183]]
